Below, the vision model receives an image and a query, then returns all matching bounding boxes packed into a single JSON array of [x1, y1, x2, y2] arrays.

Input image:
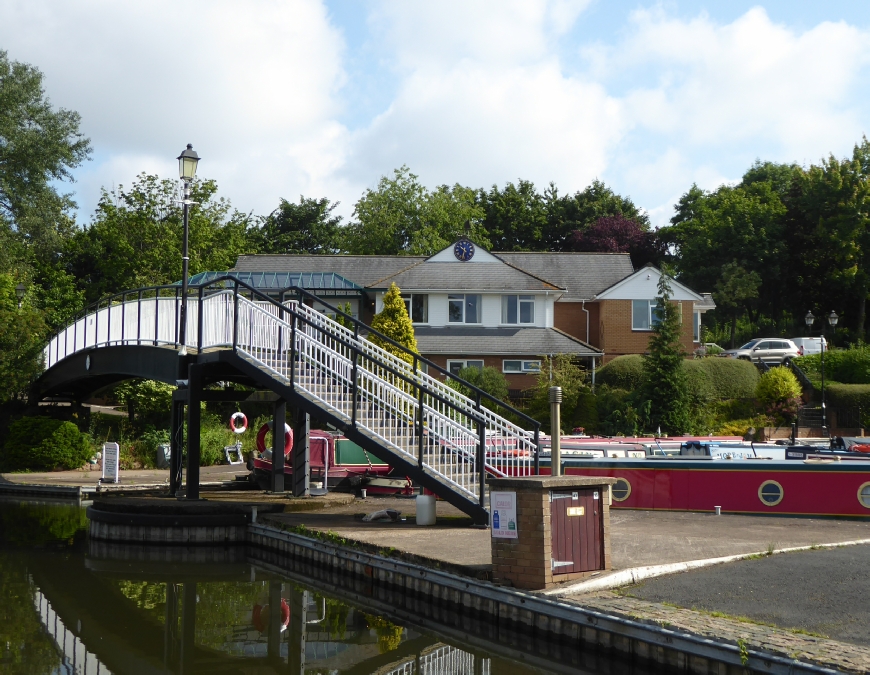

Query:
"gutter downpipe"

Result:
[[582, 300, 596, 393]]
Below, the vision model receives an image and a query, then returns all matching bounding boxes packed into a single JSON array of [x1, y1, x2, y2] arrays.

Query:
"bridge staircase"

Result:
[[41, 278, 542, 524]]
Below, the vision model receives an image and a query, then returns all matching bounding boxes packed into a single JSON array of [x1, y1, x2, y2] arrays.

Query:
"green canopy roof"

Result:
[[179, 271, 361, 292]]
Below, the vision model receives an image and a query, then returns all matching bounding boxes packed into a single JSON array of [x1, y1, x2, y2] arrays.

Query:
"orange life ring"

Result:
[[853, 444, 870, 453], [252, 599, 290, 633], [256, 421, 293, 457], [229, 412, 247, 434]]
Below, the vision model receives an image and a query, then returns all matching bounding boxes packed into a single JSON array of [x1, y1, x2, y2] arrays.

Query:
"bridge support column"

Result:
[[288, 585, 307, 675], [292, 409, 310, 497], [271, 400, 286, 493], [180, 581, 197, 674], [169, 399, 185, 497], [186, 363, 202, 500], [267, 580, 283, 663]]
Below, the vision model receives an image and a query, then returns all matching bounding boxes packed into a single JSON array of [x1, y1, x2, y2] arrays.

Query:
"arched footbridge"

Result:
[[35, 278, 542, 524]]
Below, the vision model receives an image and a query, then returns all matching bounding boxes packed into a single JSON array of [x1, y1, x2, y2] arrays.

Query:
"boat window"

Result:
[[758, 480, 783, 506], [858, 482, 870, 509], [611, 478, 631, 502]]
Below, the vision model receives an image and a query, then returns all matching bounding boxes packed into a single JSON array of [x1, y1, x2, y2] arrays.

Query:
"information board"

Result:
[[490, 490, 518, 539], [102, 442, 119, 484]]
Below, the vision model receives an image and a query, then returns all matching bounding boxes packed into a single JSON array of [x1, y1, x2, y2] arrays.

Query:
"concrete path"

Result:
[[1, 464, 243, 488]]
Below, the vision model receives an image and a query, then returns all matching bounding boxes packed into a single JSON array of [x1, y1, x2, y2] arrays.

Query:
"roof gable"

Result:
[[594, 265, 703, 301]]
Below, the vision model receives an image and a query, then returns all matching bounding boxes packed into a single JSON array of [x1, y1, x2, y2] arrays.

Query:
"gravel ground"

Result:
[[624, 543, 870, 646]]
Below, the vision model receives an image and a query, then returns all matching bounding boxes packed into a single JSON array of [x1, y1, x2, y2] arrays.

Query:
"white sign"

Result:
[[491, 491, 518, 539], [102, 442, 119, 484]]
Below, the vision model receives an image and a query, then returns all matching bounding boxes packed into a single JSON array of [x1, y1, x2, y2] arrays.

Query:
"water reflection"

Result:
[[1, 500, 648, 674]]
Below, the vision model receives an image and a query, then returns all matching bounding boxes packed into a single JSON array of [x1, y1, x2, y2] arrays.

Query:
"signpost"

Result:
[[490, 491, 517, 539], [102, 442, 119, 484]]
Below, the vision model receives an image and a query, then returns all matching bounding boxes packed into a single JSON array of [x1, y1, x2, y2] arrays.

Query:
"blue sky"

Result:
[[2, 0, 869, 229]]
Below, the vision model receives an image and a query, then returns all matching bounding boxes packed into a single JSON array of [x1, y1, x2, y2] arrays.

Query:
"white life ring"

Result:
[[229, 412, 248, 434]]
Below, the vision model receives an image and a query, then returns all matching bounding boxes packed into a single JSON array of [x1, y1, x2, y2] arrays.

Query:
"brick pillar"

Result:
[[488, 476, 616, 590]]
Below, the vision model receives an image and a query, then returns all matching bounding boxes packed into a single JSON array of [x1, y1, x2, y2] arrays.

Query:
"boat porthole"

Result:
[[611, 478, 631, 502], [758, 480, 784, 507], [858, 482, 870, 509]]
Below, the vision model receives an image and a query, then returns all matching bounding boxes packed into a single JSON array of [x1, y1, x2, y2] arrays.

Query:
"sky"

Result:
[[2, 0, 870, 229]]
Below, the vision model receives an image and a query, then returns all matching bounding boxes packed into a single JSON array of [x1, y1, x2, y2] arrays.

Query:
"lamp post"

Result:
[[176, 144, 200, 355], [15, 283, 25, 309], [805, 310, 839, 436]]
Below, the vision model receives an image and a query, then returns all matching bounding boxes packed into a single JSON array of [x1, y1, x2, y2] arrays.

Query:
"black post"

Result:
[[533, 423, 541, 475], [163, 582, 179, 669], [186, 363, 202, 500], [476, 394, 486, 511], [288, 585, 306, 675], [271, 400, 286, 493], [822, 331, 827, 436], [292, 409, 310, 497], [267, 580, 282, 663], [416, 358, 424, 467], [169, 399, 185, 496], [180, 582, 197, 674], [179, 179, 191, 352], [350, 325, 360, 428]]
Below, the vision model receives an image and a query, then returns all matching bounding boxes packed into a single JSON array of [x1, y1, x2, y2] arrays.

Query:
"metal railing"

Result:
[[42, 278, 541, 506]]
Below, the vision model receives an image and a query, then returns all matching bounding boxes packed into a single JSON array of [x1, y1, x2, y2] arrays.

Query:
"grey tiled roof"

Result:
[[496, 252, 634, 300], [233, 254, 423, 288], [414, 326, 601, 356], [370, 261, 562, 291]]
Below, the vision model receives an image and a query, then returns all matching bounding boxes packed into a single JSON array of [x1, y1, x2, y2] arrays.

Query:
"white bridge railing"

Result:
[[43, 283, 540, 507]]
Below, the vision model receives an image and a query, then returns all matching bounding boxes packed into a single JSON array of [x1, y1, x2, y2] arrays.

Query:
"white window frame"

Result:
[[447, 359, 485, 376], [448, 294, 481, 324], [632, 299, 662, 331], [501, 295, 535, 325], [502, 359, 542, 373], [693, 310, 700, 342], [401, 293, 428, 323]]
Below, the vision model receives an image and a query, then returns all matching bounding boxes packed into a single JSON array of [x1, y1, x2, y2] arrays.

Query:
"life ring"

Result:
[[853, 444, 870, 453], [229, 412, 248, 434], [256, 421, 293, 457], [252, 599, 290, 633]]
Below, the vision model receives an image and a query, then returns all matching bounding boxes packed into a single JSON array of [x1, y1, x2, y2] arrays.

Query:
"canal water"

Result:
[[0, 499, 654, 674]]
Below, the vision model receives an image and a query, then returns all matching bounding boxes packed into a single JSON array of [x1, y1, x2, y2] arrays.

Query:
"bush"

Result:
[[2, 417, 92, 471], [756, 367, 801, 424], [572, 391, 599, 433], [826, 384, 870, 411], [596, 355, 644, 390], [447, 366, 509, 410], [692, 358, 759, 399], [796, 345, 870, 386]]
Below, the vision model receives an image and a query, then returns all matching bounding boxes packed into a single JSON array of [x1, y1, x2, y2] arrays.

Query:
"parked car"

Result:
[[720, 338, 800, 365], [790, 337, 827, 356]]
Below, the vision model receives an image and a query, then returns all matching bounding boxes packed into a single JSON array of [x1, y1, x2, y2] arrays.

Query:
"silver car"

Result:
[[721, 338, 799, 365]]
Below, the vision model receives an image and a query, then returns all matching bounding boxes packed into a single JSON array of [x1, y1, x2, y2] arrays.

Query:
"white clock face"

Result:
[[454, 240, 475, 262]]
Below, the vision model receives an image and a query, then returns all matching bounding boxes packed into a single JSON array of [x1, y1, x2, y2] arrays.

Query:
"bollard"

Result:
[[714, 506, 721, 516], [549, 386, 562, 476]]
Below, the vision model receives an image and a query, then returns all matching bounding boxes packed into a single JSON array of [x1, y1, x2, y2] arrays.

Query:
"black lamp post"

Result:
[[15, 283, 25, 309], [805, 310, 839, 436], [176, 144, 200, 354]]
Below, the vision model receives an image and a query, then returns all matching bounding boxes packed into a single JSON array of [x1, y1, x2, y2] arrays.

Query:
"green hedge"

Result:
[[596, 355, 645, 390], [826, 384, 870, 410], [2, 417, 92, 472], [795, 346, 870, 385], [688, 358, 759, 400]]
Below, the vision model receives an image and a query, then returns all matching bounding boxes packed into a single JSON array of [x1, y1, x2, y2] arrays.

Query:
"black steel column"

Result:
[[186, 363, 202, 500], [267, 580, 282, 663], [292, 409, 310, 497], [163, 582, 179, 669], [169, 399, 185, 496], [271, 400, 286, 493], [180, 582, 197, 674]]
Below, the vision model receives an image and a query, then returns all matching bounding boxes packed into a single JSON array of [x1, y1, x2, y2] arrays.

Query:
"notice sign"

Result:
[[491, 491, 518, 539], [102, 442, 119, 484]]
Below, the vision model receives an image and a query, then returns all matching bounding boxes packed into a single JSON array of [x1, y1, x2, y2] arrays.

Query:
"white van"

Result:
[[791, 337, 827, 356]]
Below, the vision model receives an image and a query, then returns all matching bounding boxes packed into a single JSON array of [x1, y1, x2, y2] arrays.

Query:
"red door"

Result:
[[550, 489, 603, 574]]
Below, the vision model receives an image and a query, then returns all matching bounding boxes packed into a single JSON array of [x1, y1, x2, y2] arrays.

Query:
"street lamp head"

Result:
[[804, 310, 815, 328], [177, 144, 200, 182], [828, 310, 839, 328], [15, 283, 26, 301]]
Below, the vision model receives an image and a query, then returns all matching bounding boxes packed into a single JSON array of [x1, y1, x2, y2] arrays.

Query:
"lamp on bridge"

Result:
[[176, 144, 200, 356]]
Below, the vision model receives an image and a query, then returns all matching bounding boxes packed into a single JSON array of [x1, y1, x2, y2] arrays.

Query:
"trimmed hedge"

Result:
[[597, 355, 644, 390], [686, 358, 759, 400], [2, 417, 92, 472], [796, 346, 870, 385], [598, 355, 758, 400], [826, 384, 870, 411]]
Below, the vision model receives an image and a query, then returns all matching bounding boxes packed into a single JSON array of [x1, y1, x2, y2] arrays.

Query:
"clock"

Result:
[[454, 239, 475, 262]]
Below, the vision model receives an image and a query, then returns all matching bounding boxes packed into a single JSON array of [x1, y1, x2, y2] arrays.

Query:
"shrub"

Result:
[[572, 391, 599, 433], [447, 366, 509, 410], [596, 355, 644, 390], [2, 417, 92, 471], [692, 358, 759, 399], [796, 345, 870, 386], [756, 367, 801, 423], [826, 384, 870, 411]]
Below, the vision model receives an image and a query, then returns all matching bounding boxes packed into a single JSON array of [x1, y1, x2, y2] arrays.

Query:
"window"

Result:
[[693, 311, 700, 342], [611, 478, 631, 502], [401, 293, 428, 323], [447, 359, 484, 376], [858, 482, 870, 509], [448, 294, 481, 323], [502, 359, 542, 373], [758, 480, 784, 506], [502, 295, 535, 324], [632, 300, 662, 331]]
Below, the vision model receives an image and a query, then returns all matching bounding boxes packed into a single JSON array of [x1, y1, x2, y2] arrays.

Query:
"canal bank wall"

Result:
[[247, 522, 838, 675]]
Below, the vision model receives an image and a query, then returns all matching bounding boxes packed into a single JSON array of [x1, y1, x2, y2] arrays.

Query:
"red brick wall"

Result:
[[599, 299, 696, 363], [554, 301, 600, 347]]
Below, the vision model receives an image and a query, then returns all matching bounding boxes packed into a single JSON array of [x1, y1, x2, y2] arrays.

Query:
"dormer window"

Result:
[[502, 295, 534, 324]]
